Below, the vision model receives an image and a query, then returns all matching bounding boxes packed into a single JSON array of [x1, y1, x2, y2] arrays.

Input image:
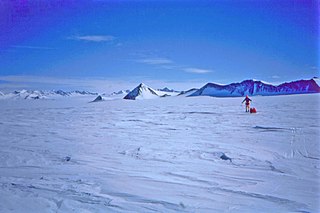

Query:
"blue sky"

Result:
[[0, 0, 318, 92]]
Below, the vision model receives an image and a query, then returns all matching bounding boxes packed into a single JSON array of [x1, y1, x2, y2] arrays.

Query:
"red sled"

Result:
[[250, 108, 257, 113]]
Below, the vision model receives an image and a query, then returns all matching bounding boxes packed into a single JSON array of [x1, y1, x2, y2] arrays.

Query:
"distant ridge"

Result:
[[157, 87, 180, 93], [189, 79, 320, 97], [109, 90, 130, 96], [0, 89, 98, 100], [1, 78, 319, 101]]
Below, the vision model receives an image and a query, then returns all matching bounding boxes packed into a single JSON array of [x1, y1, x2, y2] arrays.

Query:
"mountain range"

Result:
[[0, 90, 98, 100], [190, 79, 320, 97], [1, 78, 319, 100], [123, 79, 319, 100]]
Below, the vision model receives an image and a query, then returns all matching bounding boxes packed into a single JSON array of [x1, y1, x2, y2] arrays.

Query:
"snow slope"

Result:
[[190, 79, 320, 97], [314, 77, 320, 87], [0, 94, 319, 212]]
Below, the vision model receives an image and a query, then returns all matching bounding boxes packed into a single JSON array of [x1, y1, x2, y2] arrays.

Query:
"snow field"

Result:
[[0, 94, 319, 212]]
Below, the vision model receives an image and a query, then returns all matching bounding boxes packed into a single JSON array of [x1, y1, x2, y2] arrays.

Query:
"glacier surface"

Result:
[[0, 94, 319, 212]]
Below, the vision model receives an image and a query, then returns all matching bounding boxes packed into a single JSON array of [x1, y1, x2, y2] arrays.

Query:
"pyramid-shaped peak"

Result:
[[124, 83, 159, 100], [91, 95, 103, 102]]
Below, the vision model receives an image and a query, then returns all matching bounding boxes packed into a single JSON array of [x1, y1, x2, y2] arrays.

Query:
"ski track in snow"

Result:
[[0, 94, 319, 212]]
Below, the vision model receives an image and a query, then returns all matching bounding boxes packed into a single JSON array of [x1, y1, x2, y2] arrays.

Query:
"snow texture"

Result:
[[0, 94, 319, 212]]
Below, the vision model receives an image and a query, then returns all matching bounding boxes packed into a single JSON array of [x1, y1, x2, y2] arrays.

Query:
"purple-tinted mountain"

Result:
[[189, 79, 320, 97]]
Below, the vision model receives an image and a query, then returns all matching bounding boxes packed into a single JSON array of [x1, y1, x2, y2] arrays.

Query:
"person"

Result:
[[242, 95, 252, 112]]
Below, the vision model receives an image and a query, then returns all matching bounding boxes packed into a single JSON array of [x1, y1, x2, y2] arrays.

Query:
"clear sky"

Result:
[[0, 0, 318, 92]]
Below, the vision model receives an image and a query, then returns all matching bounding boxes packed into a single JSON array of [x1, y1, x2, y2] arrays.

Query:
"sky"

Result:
[[0, 0, 318, 93]]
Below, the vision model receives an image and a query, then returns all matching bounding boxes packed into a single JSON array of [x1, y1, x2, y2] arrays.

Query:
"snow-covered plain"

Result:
[[0, 94, 319, 212]]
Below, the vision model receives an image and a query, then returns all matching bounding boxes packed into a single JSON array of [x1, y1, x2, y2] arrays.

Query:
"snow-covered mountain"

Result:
[[2, 78, 318, 101], [110, 90, 130, 96], [124, 83, 181, 100], [45, 90, 98, 97], [178, 88, 198, 96], [189, 79, 320, 97], [124, 83, 159, 100], [0, 89, 98, 100], [8, 90, 48, 100], [90, 95, 104, 103], [157, 87, 180, 93], [52, 90, 70, 96], [71, 90, 98, 96]]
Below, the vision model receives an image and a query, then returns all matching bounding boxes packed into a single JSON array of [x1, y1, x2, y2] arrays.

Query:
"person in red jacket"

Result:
[[242, 95, 252, 112]]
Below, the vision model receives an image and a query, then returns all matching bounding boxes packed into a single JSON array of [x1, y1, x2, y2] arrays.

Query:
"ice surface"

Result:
[[0, 94, 319, 212]]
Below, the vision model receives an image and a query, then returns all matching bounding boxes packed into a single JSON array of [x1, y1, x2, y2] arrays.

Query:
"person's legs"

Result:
[[246, 104, 249, 112]]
